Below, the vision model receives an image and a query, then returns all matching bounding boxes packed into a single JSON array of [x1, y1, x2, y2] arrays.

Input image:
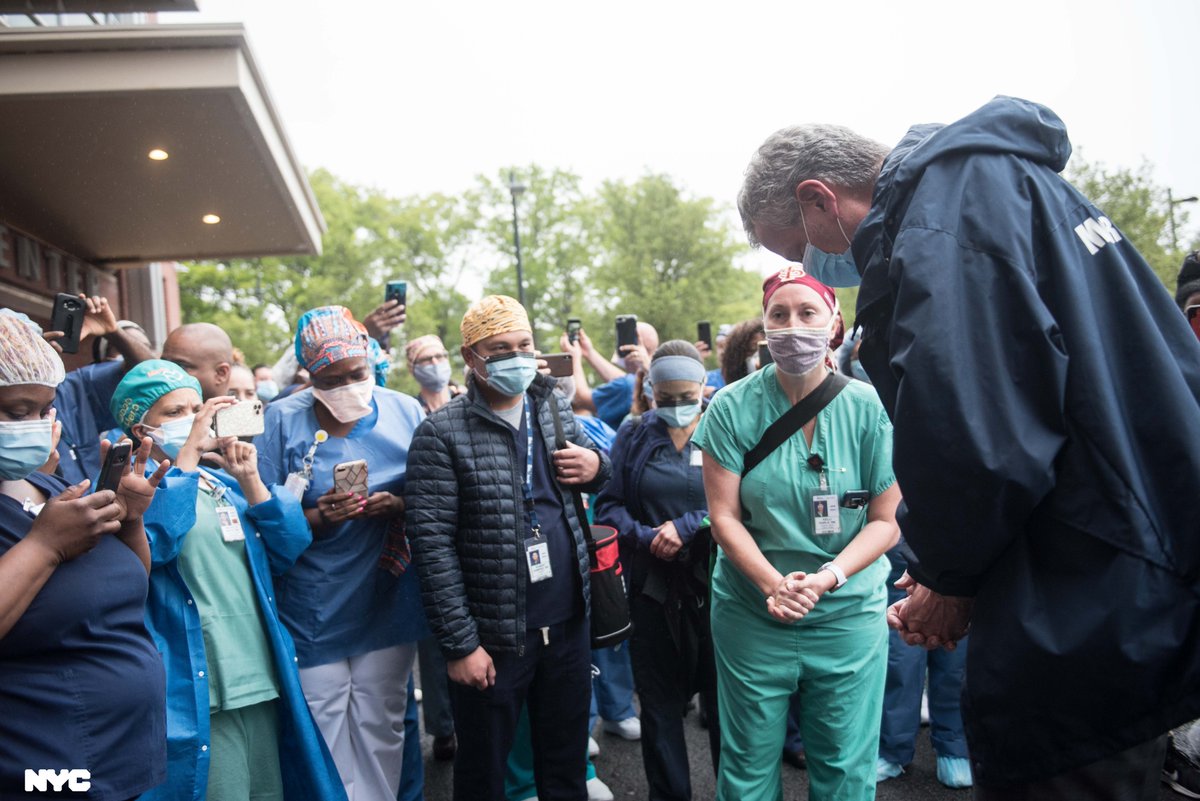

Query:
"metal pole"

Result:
[[1169, 188, 1179, 253], [509, 171, 526, 310]]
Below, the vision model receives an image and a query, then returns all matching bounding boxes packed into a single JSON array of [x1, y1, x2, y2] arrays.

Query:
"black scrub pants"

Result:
[[448, 614, 591, 801], [629, 592, 721, 801]]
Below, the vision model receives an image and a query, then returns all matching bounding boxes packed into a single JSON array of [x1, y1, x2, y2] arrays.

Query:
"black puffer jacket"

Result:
[[406, 373, 612, 660]]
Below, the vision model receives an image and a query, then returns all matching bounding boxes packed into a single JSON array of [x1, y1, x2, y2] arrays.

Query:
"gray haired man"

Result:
[[738, 96, 1200, 801]]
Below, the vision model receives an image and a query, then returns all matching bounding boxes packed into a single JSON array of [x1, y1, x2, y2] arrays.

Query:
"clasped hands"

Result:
[[765, 570, 835, 623], [886, 571, 973, 651]]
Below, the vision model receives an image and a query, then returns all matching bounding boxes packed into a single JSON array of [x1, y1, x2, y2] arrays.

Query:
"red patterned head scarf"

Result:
[[761, 264, 837, 313]]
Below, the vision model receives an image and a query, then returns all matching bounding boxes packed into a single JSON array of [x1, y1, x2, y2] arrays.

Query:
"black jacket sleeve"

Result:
[[405, 417, 480, 660]]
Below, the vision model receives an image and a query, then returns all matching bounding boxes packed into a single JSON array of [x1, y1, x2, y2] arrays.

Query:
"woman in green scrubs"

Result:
[[692, 266, 900, 801]]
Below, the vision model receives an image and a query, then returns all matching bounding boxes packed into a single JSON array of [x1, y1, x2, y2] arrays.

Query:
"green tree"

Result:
[[178, 169, 475, 391], [472, 165, 601, 347], [590, 173, 760, 357], [1066, 155, 1196, 289]]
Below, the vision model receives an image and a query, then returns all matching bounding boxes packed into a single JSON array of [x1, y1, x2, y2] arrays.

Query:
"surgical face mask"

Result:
[[256, 380, 279, 402], [764, 316, 836, 376], [146, 414, 197, 461], [412, 361, 452, 392], [475, 351, 538, 397], [799, 206, 860, 288], [0, 418, 54, 480], [656, 399, 701, 429], [313, 377, 375, 423]]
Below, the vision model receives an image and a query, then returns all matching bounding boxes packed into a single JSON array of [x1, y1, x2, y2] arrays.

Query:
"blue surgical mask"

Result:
[[256, 380, 279, 402], [799, 206, 860, 288], [656, 400, 701, 429], [476, 351, 538, 397], [413, 361, 452, 392], [0, 418, 54, 480], [147, 414, 197, 461]]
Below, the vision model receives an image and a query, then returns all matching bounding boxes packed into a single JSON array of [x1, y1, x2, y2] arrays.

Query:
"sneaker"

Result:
[[876, 758, 904, 783], [587, 777, 615, 801], [601, 717, 641, 741], [588, 736, 600, 758], [433, 733, 457, 761], [936, 755, 973, 789], [1164, 740, 1200, 799]]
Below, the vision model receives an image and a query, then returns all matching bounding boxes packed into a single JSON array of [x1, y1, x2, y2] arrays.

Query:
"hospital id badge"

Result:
[[689, 447, 703, 467], [284, 471, 308, 500], [809, 491, 841, 535], [524, 536, 552, 583], [216, 502, 246, 542]]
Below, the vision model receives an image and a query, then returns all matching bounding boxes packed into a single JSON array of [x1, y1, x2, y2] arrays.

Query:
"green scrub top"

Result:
[[692, 366, 896, 623], [177, 482, 280, 712]]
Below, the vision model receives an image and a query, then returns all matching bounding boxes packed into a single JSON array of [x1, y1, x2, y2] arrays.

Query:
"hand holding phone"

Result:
[[213, 400, 265, 439], [615, 315, 638, 349], [386, 281, 408, 309], [567, 318, 582, 345], [97, 441, 133, 494], [697, 321, 712, 351], [542, 353, 574, 377], [49, 293, 86, 354], [333, 459, 369, 496]]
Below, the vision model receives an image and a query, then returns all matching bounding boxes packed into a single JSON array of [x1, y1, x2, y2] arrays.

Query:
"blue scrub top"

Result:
[[0, 471, 167, 799], [255, 386, 430, 668], [54, 359, 125, 484], [592, 374, 636, 430]]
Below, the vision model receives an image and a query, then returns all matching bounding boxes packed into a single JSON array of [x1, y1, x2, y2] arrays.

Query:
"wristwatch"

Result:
[[819, 562, 847, 592]]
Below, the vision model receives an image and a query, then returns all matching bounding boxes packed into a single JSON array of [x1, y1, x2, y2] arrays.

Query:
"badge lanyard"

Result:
[[199, 469, 246, 542], [522, 397, 552, 583], [807, 453, 842, 536], [285, 429, 328, 500]]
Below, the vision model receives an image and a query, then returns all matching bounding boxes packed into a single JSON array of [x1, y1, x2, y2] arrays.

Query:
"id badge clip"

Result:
[[524, 527, 552, 583], [809, 469, 841, 536], [216, 501, 246, 542]]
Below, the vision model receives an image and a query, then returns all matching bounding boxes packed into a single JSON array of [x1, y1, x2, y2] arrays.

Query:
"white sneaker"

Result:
[[601, 717, 641, 741], [587, 777, 614, 801], [588, 736, 600, 757]]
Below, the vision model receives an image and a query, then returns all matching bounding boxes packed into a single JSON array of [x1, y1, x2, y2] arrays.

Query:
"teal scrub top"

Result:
[[692, 366, 896, 623]]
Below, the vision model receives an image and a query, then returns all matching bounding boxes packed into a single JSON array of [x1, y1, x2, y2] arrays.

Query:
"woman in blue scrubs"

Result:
[[0, 310, 168, 799], [255, 306, 428, 801]]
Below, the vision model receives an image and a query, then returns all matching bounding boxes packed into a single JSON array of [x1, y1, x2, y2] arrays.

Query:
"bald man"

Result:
[[160, 322, 234, 400]]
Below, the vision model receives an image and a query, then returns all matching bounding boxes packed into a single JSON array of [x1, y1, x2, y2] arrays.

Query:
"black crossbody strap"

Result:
[[741, 372, 851, 478], [548, 397, 596, 545]]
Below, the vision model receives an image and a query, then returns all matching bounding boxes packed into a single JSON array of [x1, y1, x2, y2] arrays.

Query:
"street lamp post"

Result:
[[1168, 188, 1199, 252], [508, 171, 527, 311]]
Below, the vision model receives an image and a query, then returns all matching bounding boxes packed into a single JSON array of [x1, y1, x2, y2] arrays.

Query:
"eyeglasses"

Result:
[[413, 352, 450, 367]]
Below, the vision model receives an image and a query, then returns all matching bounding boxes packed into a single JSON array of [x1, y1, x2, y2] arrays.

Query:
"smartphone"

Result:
[[615, 314, 638, 350], [50, 293, 86, 354], [841, 490, 871, 510], [757, 341, 773, 367], [97, 441, 132, 494], [567, 318, 582, 345], [697, 321, 712, 351], [385, 280, 407, 308], [333, 459, 369, 496], [213, 400, 265, 439], [543, 353, 574, 377]]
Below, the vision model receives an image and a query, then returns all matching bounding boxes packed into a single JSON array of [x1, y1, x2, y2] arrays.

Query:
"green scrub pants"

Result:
[[712, 594, 887, 801]]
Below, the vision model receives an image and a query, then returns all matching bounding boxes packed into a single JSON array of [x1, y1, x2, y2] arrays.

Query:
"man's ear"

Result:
[[794, 179, 839, 215], [460, 345, 476, 372], [215, 362, 231, 385]]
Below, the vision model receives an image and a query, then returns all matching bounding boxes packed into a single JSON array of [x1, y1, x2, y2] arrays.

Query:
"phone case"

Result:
[[333, 460, 369, 495], [213, 400, 265, 438], [97, 443, 132, 493], [50, 294, 85, 354]]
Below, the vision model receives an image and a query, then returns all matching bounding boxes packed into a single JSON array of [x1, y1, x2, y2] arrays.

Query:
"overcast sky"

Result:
[[190, 0, 1200, 266]]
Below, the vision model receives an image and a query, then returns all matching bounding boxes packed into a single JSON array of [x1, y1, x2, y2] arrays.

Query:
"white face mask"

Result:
[[313, 377, 375, 423], [764, 312, 837, 376]]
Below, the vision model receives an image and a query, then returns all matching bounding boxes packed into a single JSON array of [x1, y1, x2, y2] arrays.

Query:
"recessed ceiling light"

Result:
[[148, 149, 169, 161], [202, 214, 221, 225]]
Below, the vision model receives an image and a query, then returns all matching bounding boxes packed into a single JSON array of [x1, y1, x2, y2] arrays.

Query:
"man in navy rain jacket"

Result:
[[737, 96, 1200, 798]]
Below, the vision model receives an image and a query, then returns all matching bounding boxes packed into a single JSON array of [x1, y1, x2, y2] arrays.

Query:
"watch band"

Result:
[[819, 562, 847, 592]]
